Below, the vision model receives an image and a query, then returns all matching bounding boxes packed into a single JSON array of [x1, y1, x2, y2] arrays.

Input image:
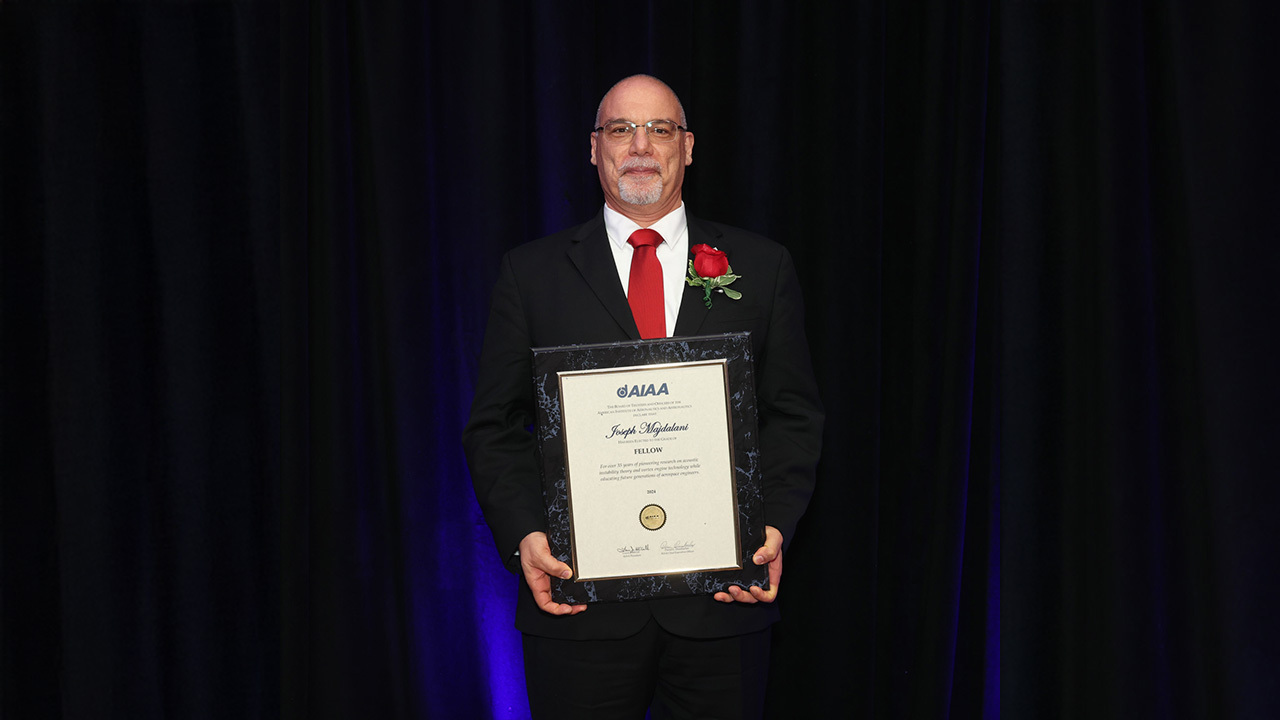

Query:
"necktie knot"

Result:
[[628, 228, 664, 250]]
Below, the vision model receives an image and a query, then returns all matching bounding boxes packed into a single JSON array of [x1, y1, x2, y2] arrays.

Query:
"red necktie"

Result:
[[627, 228, 666, 339]]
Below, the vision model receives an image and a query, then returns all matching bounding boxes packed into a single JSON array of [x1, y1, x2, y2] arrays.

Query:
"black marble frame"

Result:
[[531, 332, 768, 604]]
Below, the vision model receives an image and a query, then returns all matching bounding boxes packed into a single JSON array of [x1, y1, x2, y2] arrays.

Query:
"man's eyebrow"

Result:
[[602, 118, 674, 125]]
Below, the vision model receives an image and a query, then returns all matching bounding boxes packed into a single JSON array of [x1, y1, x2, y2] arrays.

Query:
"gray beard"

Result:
[[618, 176, 662, 205]]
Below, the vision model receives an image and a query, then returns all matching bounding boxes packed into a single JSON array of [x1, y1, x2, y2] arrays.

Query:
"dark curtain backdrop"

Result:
[[3, 2, 1274, 719]]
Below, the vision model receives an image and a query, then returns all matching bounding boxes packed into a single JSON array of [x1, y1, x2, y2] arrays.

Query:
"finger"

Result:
[[714, 587, 744, 603], [519, 532, 574, 579], [528, 578, 566, 614], [750, 550, 783, 603], [753, 528, 784, 565], [752, 545, 776, 565], [537, 551, 575, 580], [533, 586, 588, 615], [527, 575, 588, 615], [541, 599, 587, 615], [723, 583, 757, 604], [543, 562, 573, 580], [535, 597, 584, 615], [524, 551, 574, 581]]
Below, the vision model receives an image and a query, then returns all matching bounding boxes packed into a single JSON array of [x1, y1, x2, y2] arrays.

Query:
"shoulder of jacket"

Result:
[[507, 214, 603, 260], [688, 216, 788, 258]]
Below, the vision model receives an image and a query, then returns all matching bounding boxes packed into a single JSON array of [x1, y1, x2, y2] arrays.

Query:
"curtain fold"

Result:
[[2, 5, 280, 719]]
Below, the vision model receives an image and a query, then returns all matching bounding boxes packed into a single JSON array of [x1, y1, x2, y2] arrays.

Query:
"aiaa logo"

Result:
[[616, 383, 670, 399]]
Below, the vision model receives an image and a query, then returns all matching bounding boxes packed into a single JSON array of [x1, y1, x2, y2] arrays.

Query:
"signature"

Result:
[[616, 544, 650, 554], [660, 540, 696, 551]]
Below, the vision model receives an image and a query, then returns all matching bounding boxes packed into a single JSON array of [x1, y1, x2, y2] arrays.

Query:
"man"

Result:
[[463, 75, 823, 718]]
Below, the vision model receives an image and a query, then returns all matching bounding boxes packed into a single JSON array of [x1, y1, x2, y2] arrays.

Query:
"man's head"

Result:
[[590, 75, 695, 226]]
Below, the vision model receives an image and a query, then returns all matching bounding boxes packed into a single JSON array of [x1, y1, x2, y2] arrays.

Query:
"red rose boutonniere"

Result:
[[686, 244, 742, 308]]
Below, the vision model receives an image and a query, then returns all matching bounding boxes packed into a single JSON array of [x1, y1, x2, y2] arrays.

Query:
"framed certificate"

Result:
[[531, 333, 768, 604]]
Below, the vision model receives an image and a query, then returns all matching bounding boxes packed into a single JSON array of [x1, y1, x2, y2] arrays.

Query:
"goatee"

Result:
[[619, 176, 662, 205]]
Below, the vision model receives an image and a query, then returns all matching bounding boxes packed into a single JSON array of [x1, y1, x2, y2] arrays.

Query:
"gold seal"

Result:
[[639, 504, 667, 531]]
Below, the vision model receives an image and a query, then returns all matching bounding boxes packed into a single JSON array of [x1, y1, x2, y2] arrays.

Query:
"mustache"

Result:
[[619, 158, 662, 174]]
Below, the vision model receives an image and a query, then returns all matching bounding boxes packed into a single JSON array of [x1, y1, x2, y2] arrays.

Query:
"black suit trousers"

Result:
[[522, 616, 772, 720]]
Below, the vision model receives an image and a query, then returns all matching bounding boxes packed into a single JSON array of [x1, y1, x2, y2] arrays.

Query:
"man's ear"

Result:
[[683, 131, 694, 166], [589, 132, 598, 166]]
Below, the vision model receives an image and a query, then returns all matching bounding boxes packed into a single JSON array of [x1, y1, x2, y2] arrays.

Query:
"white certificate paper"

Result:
[[558, 360, 742, 581]]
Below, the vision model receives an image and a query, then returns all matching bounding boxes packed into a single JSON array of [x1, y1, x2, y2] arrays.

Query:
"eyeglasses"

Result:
[[593, 120, 688, 144]]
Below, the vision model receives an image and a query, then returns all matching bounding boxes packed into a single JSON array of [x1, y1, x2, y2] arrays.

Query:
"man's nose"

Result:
[[628, 128, 653, 154]]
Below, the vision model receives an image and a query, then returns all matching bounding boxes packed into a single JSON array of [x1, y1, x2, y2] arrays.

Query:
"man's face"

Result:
[[590, 77, 695, 223]]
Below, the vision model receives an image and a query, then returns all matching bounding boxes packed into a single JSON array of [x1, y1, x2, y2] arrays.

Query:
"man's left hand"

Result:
[[714, 525, 784, 604]]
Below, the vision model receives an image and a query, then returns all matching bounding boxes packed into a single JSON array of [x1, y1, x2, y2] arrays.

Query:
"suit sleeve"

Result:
[[462, 251, 545, 574], [755, 247, 824, 545]]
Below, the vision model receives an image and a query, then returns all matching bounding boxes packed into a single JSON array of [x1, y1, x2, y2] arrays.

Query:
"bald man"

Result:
[[464, 75, 823, 719]]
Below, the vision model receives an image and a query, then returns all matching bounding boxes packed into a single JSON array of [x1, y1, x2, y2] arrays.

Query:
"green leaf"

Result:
[[722, 288, 742, 300]]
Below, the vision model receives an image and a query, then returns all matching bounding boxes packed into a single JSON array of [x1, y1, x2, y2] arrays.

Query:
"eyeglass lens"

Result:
[[600, 121, 680, 142]]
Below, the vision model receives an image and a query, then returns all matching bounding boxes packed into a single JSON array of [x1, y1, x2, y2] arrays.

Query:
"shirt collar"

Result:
[[603, 203, 688, 250]]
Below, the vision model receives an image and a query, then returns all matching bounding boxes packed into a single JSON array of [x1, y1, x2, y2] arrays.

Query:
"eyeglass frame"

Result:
[[592, 119, 690, 143]]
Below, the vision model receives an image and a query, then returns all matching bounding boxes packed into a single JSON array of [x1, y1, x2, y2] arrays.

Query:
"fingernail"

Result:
[[754, 555, 764, 564]]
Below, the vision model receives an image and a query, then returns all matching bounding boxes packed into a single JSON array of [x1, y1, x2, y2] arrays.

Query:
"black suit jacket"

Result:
[[463, 210, 823, 640]]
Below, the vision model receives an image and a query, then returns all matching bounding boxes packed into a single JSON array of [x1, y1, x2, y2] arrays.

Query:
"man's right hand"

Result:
[[518, 532, 588, 616]]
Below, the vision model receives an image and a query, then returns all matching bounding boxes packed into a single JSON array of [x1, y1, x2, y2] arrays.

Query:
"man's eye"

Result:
[[650, 126, 671, 137], [608, 124, 632, 136]]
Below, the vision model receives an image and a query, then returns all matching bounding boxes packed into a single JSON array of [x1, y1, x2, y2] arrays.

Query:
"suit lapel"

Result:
[[673, 214, 723, 337], [565, 212, 641, 340]]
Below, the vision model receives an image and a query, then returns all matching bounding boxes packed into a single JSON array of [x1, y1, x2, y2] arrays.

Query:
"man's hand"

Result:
[[519, 531, 588, 616], [714, 525, 784, 604]]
